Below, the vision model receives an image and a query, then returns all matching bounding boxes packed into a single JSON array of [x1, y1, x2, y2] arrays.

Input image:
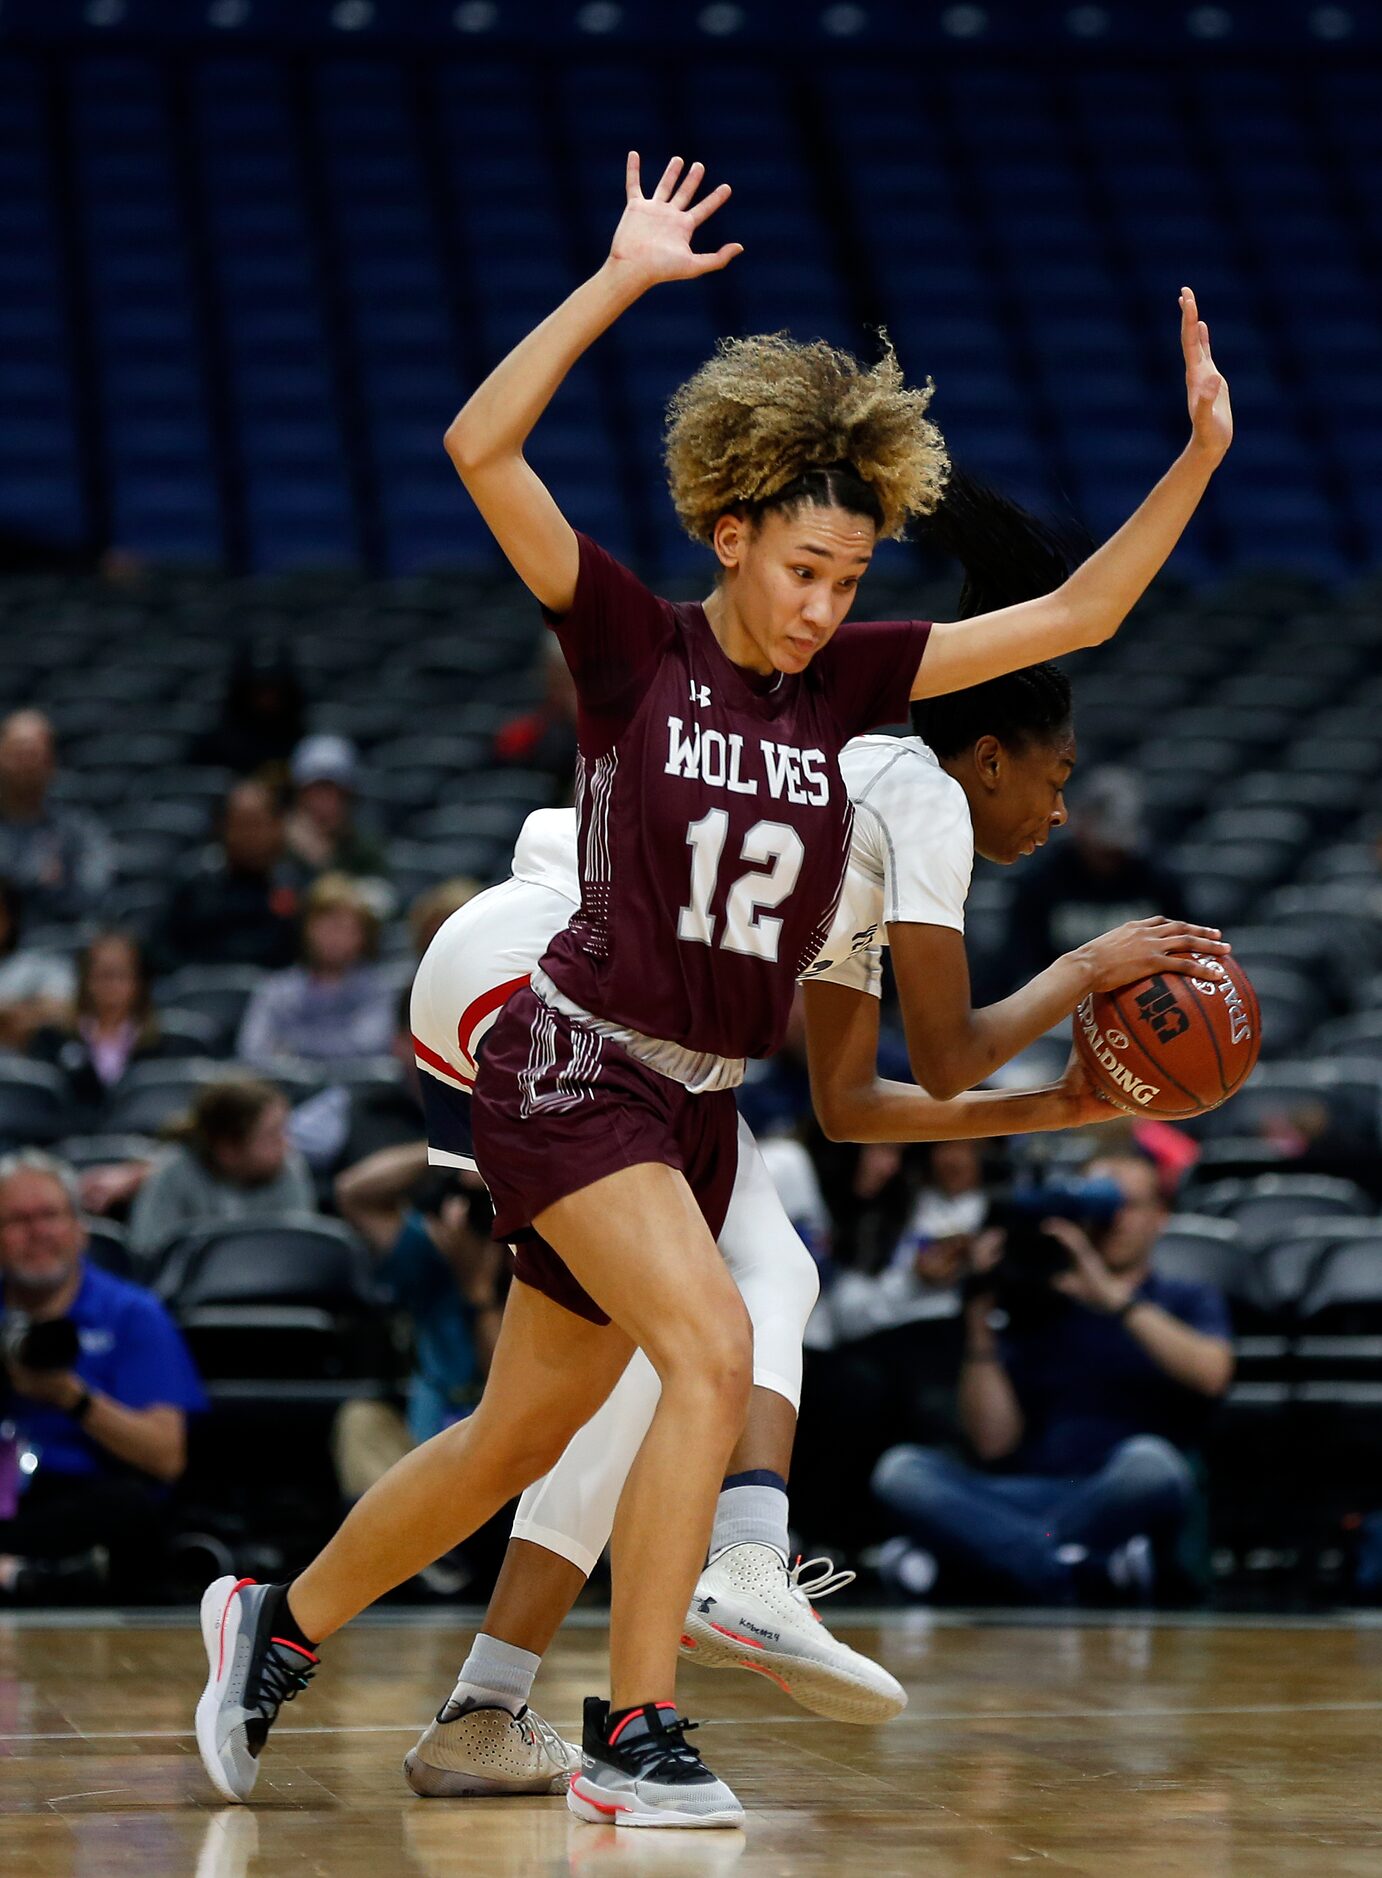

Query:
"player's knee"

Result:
[[649, 1293, 753, 1422]]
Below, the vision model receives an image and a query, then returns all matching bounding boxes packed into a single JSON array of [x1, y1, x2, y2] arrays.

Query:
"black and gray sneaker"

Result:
[[195, 1576, 319, 1802], [566, 1696, 744, 1829]]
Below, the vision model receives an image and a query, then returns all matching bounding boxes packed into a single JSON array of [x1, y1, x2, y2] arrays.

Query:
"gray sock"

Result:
[[709, 1483, 790, 1565], [450, 1633, 541, 1717]]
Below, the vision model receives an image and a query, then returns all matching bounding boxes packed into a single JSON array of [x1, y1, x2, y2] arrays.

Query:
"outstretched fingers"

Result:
[[671, 160, 706, 209], [1180, 286, 1204, 366], [652, 154, 685, 202], [625, 150, 641, 201], [688, 179, 733, 227], [693, 240, 745, 274]]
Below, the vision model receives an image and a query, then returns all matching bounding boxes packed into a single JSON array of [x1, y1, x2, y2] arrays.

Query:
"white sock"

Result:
[[709, 1477, 791, 1566], [448, 1633, 540, 1717]]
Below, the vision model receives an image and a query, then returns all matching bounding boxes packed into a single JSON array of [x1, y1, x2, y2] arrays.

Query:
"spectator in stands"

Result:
[[332, 1143, 505, 1500], [871, 1153, 1234, 1604], [236, 873, 395, 1069], [128, 1075, 316, 1262], [491, 636, 577, 790], [0, 710, 114, 925], [408, 877, 481, 959], [792, 1140, 977, 1547], [191, 639, 306, 779], [0, 877, 76, 1048], [0, 1150, 206, 1595], [288, 985, 424, 1177], [28, 932, 177, 1127], [155, 779, 299, 973], [282, 734, 390, 892], [995, 767, 1188, 990]]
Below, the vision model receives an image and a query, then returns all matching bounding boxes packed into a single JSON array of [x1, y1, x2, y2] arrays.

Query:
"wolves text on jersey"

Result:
[[663, 714, 830, 807]]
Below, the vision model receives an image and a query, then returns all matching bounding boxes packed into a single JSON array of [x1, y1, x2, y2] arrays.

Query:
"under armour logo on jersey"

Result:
[[689, 680, 712, 708]]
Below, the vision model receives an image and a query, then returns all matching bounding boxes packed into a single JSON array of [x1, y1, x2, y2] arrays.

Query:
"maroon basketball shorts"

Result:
[[471, 985, 740, 1325]]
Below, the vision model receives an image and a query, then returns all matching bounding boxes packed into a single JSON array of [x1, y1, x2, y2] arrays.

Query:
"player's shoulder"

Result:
[[841, 734, 970, 826]]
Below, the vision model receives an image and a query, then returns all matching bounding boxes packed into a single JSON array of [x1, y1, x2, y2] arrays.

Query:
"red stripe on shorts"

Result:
[[412, 1033, 473, 1091], [457, 974, 531, 1071]]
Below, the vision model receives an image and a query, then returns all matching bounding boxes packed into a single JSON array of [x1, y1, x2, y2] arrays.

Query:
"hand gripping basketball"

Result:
[[1074, 943, 1262, 1120]]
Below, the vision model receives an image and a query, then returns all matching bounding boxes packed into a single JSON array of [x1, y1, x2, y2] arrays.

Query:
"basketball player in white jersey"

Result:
[[403, 660, 1226, 1797]]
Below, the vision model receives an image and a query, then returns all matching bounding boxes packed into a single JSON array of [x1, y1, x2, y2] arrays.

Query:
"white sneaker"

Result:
[[679, 1542, 906, 1724], [404, 1694, 580, 1796]]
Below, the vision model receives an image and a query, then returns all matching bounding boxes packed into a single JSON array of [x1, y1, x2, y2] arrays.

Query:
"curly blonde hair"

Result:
[[664, 331, 948, 544]]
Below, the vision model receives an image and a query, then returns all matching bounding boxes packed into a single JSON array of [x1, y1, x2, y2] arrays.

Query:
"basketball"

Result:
[[1074, 954, 1262, 1119]]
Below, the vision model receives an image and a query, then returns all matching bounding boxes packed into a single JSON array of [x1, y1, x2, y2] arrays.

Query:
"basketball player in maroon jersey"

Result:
[[195, 154, 1232, 1826]]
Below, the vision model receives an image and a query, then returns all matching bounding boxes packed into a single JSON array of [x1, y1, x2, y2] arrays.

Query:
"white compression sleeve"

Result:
[[508, 1115, 822, 1575], [722, 1117, 822, 1409]]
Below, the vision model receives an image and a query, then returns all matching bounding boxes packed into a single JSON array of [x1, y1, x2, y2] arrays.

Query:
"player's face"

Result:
[[972, 733, 1076, 865], [727, 505, 876, 673]]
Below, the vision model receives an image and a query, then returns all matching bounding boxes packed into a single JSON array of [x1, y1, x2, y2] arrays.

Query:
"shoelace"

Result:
[[788, 1554, 856, 1609], [518, 1706, 573, 1763], [255, 1642, 317, 1722], [619, 1713, 706, 1778]]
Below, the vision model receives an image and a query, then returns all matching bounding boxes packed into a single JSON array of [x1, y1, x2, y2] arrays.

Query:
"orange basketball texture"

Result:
[[1073, 954, 1262, 1119]]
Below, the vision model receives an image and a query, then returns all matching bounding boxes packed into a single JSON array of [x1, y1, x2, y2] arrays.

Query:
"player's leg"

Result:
[[682, 1123, 907, 1722], [534, 1161, 752, 1829], [404, 1351, 662, 1798], [194, 1280, 633, 1803], [409, 1118, 897, 1804]]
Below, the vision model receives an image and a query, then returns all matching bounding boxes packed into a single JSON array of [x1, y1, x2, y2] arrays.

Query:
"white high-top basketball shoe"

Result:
[[679, 1543, 906, 1723]]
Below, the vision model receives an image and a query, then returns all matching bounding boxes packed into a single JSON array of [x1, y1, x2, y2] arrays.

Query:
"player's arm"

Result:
[[444, 153, 740, 612], [803, 978, 1109, 1144], [887, 916, 1230, 1102], [334, 1140, 432, 1257], [910, 288, 1232, 699]]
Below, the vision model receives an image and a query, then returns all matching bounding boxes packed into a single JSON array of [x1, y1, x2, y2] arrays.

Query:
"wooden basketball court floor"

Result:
[[2, 1607, 1380, 1876]]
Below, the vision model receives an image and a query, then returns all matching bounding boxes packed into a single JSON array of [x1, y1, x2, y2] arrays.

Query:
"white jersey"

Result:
[[798, 734, 974, 999]]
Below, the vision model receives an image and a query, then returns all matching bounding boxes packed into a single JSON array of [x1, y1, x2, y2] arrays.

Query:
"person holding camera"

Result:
[[0, 1151, 206, 1596], [872, 1153, 1233, 1602], [331, 1141, 506, 1502]]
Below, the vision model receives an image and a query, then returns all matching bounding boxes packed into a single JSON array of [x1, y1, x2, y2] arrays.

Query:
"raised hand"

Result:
[[1181, 286, 1232, 458], [608, 153, 743, 291], [1072, 915, 1231, 996]]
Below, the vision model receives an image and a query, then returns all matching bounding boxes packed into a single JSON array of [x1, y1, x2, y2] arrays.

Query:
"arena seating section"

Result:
[[1, 14, 1381, 1595]]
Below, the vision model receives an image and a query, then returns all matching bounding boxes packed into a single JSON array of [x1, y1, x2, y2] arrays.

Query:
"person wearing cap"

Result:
[[283, 734, 390, 890], [994, 765, 1190, 994]]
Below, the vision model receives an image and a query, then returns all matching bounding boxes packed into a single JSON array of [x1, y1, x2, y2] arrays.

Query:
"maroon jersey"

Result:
[[537, 534, 930, 1062]]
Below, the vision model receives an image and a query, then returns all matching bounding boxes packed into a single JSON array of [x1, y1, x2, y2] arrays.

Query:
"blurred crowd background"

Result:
[[2, 2, 1382, 1612]]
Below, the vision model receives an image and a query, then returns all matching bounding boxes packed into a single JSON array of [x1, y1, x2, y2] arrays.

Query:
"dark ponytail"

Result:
[[909, 468, 1083, 756], [917, 465, 1089, 621]]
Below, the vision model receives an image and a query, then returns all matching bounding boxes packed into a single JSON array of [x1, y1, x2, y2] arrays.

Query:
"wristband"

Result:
[[70, 1384, 94, 1423], [1113, 1297, 1143, 1323]]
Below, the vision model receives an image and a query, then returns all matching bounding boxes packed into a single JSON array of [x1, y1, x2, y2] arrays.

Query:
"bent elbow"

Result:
[[910, 1058, 965, 1103], [443, 419, 489, 479], [815, 1104, 850, 1144]]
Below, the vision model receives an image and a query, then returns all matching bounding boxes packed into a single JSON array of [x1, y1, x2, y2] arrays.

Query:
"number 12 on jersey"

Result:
[[677, 810, 805, 964]]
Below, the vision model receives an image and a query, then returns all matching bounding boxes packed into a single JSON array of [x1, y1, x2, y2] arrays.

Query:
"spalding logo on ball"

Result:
[[1074, 950, 1262, 1119]]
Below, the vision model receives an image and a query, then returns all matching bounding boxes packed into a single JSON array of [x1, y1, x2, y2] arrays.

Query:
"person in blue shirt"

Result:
[[332, 1140, 505, 1501], [872, 1152, 1234, 1602], [0, 1150, 207, 1596]]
